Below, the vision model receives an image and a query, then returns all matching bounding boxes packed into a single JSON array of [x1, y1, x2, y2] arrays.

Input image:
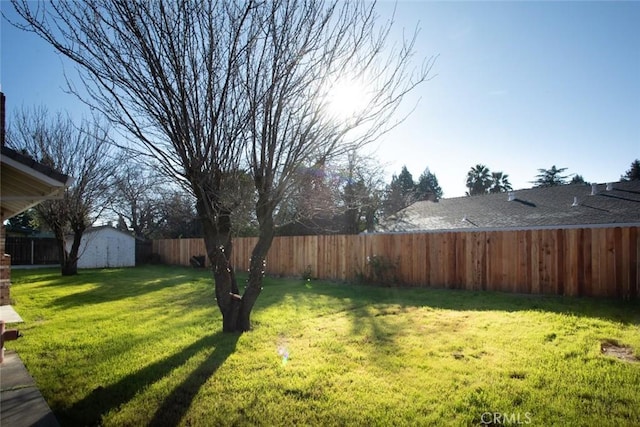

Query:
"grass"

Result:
[[6, 265, 640, 426]]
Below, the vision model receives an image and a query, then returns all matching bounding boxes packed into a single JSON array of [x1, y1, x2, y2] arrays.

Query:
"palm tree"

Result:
[[466, 164, 492, 196], [489, 171, 512, 193]]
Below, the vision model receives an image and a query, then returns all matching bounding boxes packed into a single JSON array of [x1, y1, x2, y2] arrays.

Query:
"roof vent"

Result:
[[572, 196, 579, 207], [507, 191, 515, 201], [591, 183, 598, 195], [606, 182, 613, 191]]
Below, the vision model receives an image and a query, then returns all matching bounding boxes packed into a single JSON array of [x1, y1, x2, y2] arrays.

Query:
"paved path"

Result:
[[1, 350, 59, 427], [1, 305, 59, 426], [0, 305, 23, 324]]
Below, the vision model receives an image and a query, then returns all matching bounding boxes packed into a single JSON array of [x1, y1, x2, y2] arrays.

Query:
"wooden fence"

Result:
[[152, 226, 639, 299], [5, 237, 59, 265]]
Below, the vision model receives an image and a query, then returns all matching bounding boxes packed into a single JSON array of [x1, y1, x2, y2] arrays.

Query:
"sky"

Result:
[[1, 1, 639, 198]]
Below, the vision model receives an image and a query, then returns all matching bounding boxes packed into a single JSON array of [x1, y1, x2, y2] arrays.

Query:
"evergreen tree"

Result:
[[570, 174, 588, 185], [383, 166, 417, 215], [396, 166, 416, 195], [532, 165, 570, 187], [416, 168, 443, 201], [621, 159, 640, 181], [4, 209, 39, 231]]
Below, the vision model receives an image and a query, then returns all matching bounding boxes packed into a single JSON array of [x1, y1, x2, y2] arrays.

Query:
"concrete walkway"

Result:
[[1, 351, 60, 426], [0, 305, 23, 323], [1, 305, 59, 426]]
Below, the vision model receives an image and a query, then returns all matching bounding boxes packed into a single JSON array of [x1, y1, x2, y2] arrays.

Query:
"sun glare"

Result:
[[325, 78, 370, 119]]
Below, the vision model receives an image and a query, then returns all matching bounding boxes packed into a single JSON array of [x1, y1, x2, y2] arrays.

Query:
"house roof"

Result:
[[378, 180, 640, 233], [0, 92, 73, 221], [1, 145, 74, 221]]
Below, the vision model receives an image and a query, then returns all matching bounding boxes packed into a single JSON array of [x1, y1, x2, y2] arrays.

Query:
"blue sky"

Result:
[[2, 1, 639, 197]]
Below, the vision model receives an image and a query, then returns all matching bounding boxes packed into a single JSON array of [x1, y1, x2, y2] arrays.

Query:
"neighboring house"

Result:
[[67, 226, 135, 269], [378, 181, 640, 232], [1, 92, 73, 305]]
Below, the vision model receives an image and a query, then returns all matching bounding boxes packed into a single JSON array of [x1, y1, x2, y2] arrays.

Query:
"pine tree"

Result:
[[416, 168, 443, 201], [621, 159, 640, 181], [532, 165, 570, 187]]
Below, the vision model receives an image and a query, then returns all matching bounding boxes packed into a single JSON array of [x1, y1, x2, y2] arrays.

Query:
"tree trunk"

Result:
[[204, 208, 275, 333], [53, 228, 81, 276], [344, 207, 359, 234], [211, 241, 268, 333], [63, 230, 83, 276], [61, 259, 78, 276], [235, 211, 276, 332], [196, 193, 244, 332], [204, 231, 240, 332], [196, 183, 276, 332]]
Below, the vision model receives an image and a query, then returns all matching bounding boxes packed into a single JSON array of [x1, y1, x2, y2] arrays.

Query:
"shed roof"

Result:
[[80, 225, 135, 239]]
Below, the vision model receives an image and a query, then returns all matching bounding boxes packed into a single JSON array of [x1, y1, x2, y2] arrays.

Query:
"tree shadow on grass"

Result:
[[48, 266, 213, 309], [269, 278, 640, 327], [264, 280, 639, 381], [58, 331, 239, 426], [147, 333, 239, 426]]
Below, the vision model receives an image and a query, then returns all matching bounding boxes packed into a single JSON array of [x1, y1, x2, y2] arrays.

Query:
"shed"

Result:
[[67, 226, 135, 269]]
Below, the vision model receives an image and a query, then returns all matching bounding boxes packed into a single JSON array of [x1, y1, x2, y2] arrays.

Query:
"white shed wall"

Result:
[[66, 227, 135, 268]]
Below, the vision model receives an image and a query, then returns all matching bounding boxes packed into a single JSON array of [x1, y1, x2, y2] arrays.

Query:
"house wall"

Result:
[[0, 224, 11, 305], [69, 228, 135, 269], [152, 226, 640, 299]]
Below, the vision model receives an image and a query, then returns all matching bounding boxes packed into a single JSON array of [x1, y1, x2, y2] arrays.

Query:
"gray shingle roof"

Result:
[[378, 181, 640, 232]]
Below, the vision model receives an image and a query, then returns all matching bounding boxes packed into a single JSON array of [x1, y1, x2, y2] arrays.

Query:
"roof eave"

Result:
[[1, 152, 74, 221]]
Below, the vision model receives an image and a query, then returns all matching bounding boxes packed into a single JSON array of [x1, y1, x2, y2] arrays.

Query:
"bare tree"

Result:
[[340, 151, 386, 233], [111, 161, 166, 238], [7, 108, 117, 275], [274, 151, 385, 235], [154, 188, 201, 239], [112, 164, 256, 238], [276, 160, 342, 233], [11, 0, 434, 331]]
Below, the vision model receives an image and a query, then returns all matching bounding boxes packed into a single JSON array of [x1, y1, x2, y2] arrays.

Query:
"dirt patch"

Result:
[[600, 340, 638, 363]]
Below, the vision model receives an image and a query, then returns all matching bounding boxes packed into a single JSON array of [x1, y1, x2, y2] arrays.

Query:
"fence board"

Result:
[[629, 227, 639, 300], [582, 228, 592, 296], [152, 226, 640, 299], [5, 237, 59, 265]]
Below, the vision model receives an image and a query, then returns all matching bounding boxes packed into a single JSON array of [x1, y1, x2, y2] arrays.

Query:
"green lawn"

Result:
[[6, 266, 640, 426]]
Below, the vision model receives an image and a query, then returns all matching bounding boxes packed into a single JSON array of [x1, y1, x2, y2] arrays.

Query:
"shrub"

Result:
[[301, 264, 314, 281], [358, 254, 399, 286]]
